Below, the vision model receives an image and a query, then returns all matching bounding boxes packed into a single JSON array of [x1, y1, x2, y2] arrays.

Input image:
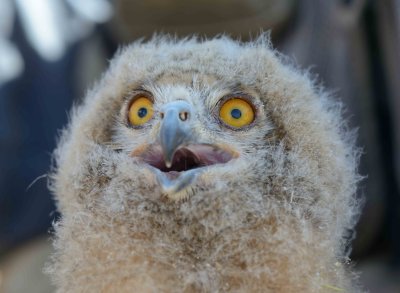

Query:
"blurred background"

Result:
[[0, 0, 399, 292]]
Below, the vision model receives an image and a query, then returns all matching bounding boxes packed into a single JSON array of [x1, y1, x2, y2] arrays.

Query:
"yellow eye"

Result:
[[219, 98, 255, 128], [128, 96, 154, 126]]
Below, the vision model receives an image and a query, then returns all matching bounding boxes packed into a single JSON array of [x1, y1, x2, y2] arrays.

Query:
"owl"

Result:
[[47, 36, 362, 292]]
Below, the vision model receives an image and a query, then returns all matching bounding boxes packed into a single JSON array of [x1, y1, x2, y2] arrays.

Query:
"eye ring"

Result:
[[127, 92, 154, 127], [217, 94, 256, 129]]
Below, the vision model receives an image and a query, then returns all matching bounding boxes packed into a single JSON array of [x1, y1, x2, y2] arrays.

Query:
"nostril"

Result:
[[179, 111, 189, 121], [160, 112, 165, 119]]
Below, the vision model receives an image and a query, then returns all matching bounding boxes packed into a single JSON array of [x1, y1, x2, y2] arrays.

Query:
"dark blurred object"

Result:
[[0, 16, 75, 254], [110, 0, 296, 41], [374, 0, 400, 267]]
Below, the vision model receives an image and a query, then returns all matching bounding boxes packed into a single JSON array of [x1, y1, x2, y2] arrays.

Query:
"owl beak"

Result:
[[159, 101, 193, 167]]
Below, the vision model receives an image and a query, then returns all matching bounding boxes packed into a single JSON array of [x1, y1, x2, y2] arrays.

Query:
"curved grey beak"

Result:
[[159, 101, 193, 167]]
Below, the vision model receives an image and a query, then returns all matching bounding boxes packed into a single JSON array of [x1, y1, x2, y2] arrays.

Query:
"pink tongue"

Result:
[[186, 145, 233, 165]]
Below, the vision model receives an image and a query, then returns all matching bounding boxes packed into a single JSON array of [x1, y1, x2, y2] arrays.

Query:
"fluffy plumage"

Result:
[[47, 35, 362, 292]]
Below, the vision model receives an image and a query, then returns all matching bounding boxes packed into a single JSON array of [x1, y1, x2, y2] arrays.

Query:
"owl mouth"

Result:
[[133, 144, 236, 199], [139, 144, 235, 176]]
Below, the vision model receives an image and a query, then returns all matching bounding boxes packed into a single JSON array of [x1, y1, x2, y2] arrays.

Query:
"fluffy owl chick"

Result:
[[47, 36, 362, 292]]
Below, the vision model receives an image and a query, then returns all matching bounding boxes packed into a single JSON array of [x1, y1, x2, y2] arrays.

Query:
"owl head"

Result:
[[50, 35, 361, 291]]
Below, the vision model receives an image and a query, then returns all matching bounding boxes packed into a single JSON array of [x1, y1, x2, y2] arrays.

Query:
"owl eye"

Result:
[[219, 98, 255, 128], [128, 96, 154, 126]]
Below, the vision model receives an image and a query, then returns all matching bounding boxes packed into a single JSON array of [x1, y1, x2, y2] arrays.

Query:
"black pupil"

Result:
[[231, 108, 242, 119], [138, 107, 148, 118]]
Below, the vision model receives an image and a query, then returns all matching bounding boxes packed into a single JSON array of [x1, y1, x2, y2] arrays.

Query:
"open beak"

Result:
[[132, 101, 237, 199]]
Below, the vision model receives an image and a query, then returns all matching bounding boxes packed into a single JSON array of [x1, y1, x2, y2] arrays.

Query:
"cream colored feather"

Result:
[[47, 35, 362, 292]]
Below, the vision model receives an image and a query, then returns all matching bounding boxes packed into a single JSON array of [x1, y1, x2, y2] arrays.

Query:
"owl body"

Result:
[[48, 36, 361, 292]]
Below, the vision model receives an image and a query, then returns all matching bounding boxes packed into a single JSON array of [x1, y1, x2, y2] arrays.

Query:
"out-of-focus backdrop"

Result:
[[0, 0, 399, 292]]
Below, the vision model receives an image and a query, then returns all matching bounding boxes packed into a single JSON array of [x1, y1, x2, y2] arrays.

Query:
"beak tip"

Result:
[[160, 146, 174, 169], [165, 160, 172, 169]]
